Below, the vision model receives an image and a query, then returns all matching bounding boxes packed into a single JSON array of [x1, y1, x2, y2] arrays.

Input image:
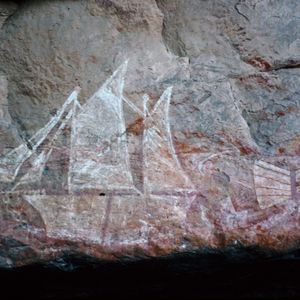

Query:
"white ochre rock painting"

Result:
[[254, 160, 299, 209], [0, 61, 297, 244], [0, 61, 196, 243]]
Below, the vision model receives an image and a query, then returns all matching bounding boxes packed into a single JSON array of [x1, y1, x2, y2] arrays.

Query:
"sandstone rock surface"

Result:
[[0, 0, 299, 268]]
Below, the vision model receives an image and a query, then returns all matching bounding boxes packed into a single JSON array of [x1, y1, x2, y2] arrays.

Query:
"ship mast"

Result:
[[142, 94, 150, 196]]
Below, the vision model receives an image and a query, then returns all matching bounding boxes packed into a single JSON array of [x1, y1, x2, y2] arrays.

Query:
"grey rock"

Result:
[[0, 75, 23, 156]]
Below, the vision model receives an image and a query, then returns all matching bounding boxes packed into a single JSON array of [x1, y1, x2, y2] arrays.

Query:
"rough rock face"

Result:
[[0, 1, 17, 29], [0, 0, 300, 268]]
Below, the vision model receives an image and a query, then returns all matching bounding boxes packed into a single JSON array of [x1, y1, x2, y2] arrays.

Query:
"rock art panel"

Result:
[[0, 0, 300, 267], [0, 62, 198, 249], [1, 61, 299, 255]]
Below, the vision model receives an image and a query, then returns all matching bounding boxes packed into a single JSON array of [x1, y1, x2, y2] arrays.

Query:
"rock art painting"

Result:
[[0, 62, 197, 248], [1, 60, 299, 264], [254, 160, 300, 209], [0, 0, 300, 281]]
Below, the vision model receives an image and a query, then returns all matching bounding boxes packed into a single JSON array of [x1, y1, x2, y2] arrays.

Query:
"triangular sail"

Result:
[[0, 143, 31, 183], [0, 89, 80, 183], [143, 87, 195, 194], [69, 61, 137, 193], [12, 101, 77, 192], [11, 149, 53, 192]]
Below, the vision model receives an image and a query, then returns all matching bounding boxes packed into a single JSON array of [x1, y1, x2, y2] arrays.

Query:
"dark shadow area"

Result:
[[1, 246, 300, 299]]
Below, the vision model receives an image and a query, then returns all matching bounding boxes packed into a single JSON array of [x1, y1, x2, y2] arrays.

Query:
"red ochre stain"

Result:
[[278, 147, 286, 154], [275, 110, 286, 117], [246, 56, 272, 71], [275, 106, 298, 118], [238, 145, 253, 155], [160, 147, 174, 160], [175, 141, 206, 154], [287, 106, 298, 113], [88, 55, 97, 64], [220, 131, 256, 156], [183, 130, 206, 139], [127, 117, 144, 136], [238, 74, 281, 91]]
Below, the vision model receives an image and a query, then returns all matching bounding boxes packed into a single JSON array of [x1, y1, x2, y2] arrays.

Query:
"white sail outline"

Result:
[[2, 61, 195, 196], [118, 86, 195, 195], [0, 88, 80, 183], [142, 87, 195, 194], [69, 61, 140, 194], [68, 90, 82, 194], [11, 90, 81, 192]]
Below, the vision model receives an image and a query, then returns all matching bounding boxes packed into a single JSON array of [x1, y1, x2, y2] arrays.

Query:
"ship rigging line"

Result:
[[122, 96, 144, 117]]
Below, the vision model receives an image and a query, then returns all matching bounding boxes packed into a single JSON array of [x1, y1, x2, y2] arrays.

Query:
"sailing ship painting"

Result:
[[1, 61, 297, 245], [0, 61, 196, 244]]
